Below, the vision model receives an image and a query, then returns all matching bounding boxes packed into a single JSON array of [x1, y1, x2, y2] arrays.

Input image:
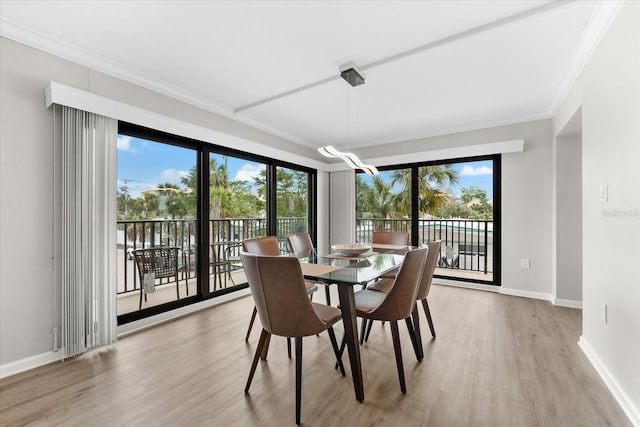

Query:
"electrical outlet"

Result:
[[602, 304, 608, 323], [520, 258, 530, 269]]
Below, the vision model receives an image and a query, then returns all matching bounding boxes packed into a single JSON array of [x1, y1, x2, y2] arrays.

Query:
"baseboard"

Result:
[[499, 287, 551, 301], [118, 287, 251, 337], [578, 336, 640, 426], [1, 290, 252, 380], [0, 350, 62, 379], [551, 297, 583, 309], [432, 278, 500, 293]]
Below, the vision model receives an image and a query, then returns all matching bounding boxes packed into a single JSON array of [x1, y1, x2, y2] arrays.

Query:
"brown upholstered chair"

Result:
[[372, 231, 410, 279], [287, 232, 332, 305], [364, 241, 440, 359], [340, 247, 428, 393], [241, 252, 344, 425], [243, 237, 318, 356], [372, 231, 410, 246]]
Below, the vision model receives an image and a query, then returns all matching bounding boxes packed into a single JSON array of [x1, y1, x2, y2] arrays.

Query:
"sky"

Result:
[[117, 134, 493, 200], [117, 135, 265, 197], [358, 160, 494, 201]]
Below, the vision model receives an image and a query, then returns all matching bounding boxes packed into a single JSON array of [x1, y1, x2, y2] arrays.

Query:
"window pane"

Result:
[[419, 160, 493, 281], [356, 168, 411, 243], [116, 136, 197, 315], [276, 166, 309, 250], [209, 154, 266, 292]]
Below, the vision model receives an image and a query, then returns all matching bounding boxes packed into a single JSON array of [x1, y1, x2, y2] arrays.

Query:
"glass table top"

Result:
[[301, 252, 404, 285]]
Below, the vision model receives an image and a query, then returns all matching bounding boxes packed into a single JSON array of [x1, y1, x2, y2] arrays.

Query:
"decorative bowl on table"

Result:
[[331, 243, 372, 256]]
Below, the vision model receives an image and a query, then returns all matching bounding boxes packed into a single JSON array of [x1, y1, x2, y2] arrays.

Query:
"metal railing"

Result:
[[117, 217, 307, 295], [117, 216, 491, 295], [356, 218, 493, 274]]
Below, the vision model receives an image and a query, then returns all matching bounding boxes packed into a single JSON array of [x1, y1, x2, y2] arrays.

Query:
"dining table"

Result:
[[299, 250, 405, 402]]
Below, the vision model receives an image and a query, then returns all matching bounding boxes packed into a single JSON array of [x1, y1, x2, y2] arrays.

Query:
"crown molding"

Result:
[[546, 0, 625, 115], [0, 17, 315, 149]]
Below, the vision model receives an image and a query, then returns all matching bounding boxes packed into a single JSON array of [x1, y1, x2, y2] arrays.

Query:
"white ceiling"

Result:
[[0, 1, 618, 151]]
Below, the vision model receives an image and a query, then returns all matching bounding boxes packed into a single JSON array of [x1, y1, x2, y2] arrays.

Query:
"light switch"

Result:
[[520, 258, 530, 269]]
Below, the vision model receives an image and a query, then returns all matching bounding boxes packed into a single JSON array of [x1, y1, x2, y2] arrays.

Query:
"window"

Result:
[[356, 155, 500, 285], [116, 123, 316, 323]]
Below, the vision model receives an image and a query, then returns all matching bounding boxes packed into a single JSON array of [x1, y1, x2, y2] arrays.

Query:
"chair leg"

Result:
[[364, 319, 374, 342], [245, 329, 269, 393], [295, 337, 303, 425], [327, 327, 345, 376], [411, 303, 424, 361], [390, 320, 406, 394], [422, 298, 436, 338], [245, 306, 257, 341], [287, 337, 292, 359], [325, 286, 331, 306], [359, 318, 368, 345], [261, 333, 271, 360], [335, 334, 346, 370], [139, 288, 143, 309], [405, 315, 421, 363]]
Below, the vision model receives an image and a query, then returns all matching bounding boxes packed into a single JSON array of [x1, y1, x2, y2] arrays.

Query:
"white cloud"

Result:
[[161, 168, 190, 182], [460, 165, 493, 176], [117, 135, 134, 152], [235, 163, 265, 182]]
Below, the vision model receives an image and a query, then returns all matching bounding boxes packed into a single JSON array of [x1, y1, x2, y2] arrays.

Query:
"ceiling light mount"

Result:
[[339, 62, 365, 87]]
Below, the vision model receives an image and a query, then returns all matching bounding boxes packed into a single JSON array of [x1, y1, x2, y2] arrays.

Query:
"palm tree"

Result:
[[362, 176, 398, 230], [391, 165, 458, 217]]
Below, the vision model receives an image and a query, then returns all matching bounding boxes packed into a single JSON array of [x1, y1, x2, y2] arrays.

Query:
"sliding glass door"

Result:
[[116, 134, 199, 317]]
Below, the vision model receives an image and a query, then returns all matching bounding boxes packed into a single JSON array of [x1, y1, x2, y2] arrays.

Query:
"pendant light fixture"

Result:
[[318, 63, 378, 175]]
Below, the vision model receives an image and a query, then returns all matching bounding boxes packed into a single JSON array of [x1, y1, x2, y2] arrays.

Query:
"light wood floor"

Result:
[[0, 285, 630, 426]]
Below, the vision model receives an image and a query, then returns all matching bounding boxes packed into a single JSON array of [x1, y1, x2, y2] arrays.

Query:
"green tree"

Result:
[[460, 186, 493, 219], [361, 176, 399, 230], [391, 165, 459, 217]]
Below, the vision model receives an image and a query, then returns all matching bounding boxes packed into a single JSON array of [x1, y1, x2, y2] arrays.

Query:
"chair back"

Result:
[[132, 247, 179, 281], [287, 232, 314, 258], [372, 231, 410, 245], [416, 241, 441, 300], [240, 252, 329, 337], [369, 248, 428, 321], [242, 236, 280, 256]]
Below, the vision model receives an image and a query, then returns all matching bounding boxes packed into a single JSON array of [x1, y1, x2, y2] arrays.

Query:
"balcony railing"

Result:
[[117, 217, 307, 295], [118, 217, 493, 297], [357, 218, 493, 274]]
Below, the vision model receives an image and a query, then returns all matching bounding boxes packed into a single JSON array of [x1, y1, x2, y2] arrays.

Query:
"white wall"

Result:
[[0, 37, 327, 368], [553, 1, 640, 423], [352, 118, 555, 297], [555, 132, 583, 303]]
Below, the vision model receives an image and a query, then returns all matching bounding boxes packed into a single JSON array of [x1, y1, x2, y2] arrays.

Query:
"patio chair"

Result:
[[241, 252, 344, 425], [132, 246, 186, 309]]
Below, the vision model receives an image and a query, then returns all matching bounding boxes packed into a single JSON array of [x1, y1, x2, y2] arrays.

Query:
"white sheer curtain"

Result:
[[329, 170, 356, 245], [61, 106, 117, 358]]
